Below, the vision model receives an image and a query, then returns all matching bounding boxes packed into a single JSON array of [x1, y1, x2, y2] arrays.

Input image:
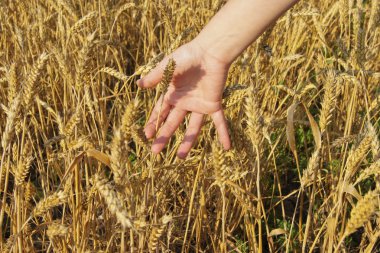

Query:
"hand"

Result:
[[137, 41, 231, 159]]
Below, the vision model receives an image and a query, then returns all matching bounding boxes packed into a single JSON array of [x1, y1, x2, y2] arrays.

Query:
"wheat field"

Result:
[[0, 0, 379, 252]]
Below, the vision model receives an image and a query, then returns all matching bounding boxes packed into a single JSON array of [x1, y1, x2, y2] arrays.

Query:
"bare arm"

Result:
[[194, 0, 299, 65]]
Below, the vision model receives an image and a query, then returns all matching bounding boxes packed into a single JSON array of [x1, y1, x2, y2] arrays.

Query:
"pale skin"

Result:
[[137, 0, 299, 159]]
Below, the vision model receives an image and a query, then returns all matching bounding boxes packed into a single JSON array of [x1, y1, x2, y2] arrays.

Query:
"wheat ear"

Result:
[[93, 174, 134, 229]]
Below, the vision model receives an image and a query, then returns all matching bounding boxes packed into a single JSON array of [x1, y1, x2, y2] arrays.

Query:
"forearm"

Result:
[[193, 0, 299, 65]]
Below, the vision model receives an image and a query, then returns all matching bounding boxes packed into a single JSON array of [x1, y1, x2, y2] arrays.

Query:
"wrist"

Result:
[[190, 37, 233, 69]]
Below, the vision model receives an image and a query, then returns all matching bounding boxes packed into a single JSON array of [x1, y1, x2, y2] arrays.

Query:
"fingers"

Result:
[[137, 58, 168, 88], [152, 108, 187, 154], [144, 95, 171, 139], [177, 113, 204, 159], [211, 110, 231, 150]]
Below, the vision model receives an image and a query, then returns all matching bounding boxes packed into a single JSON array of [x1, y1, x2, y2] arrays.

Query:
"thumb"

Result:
[[137, 58, 168, 88]]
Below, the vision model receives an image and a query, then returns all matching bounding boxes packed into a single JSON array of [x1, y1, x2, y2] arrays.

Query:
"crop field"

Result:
[[0, 0, 379, 252]]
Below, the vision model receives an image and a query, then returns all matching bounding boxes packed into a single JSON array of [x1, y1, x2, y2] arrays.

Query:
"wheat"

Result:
[[1, 93, 21, 150], [345, 131, 373, 180], [110, 128, 129, 185], [131, 126, 149, 148], [22, 52, 49, 109], [24, 181, 36, 203], [212, 142, 230, 187], [69, 11, 97, 36], [47, 221, 69, 237], [33, 191, 67, 217], [301, 149, 321, 187], [115, 3, 136, 22], [244, 86, 263, 147], [332, 134, 360, 147], [159, 58, 176, 95], [354, 159, 380, 185], [14, 141, 33, 186], [76, 32, 96, 88], [148, 213, 172, 252], [57, 0, 78, 19], [93, 173, 134, 229], [0, 0, 379, 251], [121, 100, 140, 133], [6, 63, 18, 104], [344, 190, 379, 236], [367, 123, 380, 160], [100, 67, 129, 82], [319, 70, 337, 134], [62, 108, 80, 138]]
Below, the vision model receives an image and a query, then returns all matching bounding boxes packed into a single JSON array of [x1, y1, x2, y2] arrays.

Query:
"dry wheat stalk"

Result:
[[332, 134, 360, 147], [231, 187, 256, 215], [212, 142, 230, 187], [76, 32, 96, 88], [0, 0, 378, 251], [47, 221, 69, 237], [344, 190, 379, 236], [148, 213, 172, 252], [69, 11, 97, 36], [62, 109, 80, 138], [57, 0, 78, 19], [14, 141, 33, 186], [2, 235, 16, 253], [131, 126, 149, 149], [367, 0, 379, 33], [115, 3, 136, 22], [354, 159, 380, 185], [345, 131, 373, 180], [1, 93, 21, 150], [224, 87, 248, 108], [244, 86, 263, 147], [100, 67, 129, 82], [135, 53, 165, 77], [110, 128, 129, 185], [32, 191, 67, 217], [22, 52, 49, 109], [301, 149, 321, 188], [36, 97, 63, 130], [159, 58, 176, 95], [158, 1, 174, 41], [24, 181, 35, 204], [319, 70, 337, 134], [52, 47, 72, 84], [367, 123, 380, 160], [93, 173, 134, 229], [121, 100, 139, 133], [6, 63, 17, 104]]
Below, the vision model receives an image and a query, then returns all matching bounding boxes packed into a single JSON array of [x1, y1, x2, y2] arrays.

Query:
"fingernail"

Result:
[[144, 129, 153, 139], [177, 152, 187, 160]]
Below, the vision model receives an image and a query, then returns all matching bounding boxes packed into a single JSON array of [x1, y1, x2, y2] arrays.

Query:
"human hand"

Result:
[[137, 41, 231, 159]]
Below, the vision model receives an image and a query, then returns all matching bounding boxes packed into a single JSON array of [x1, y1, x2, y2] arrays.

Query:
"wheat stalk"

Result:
[[344, 190, 379, 236], [244, 86, 263, 147], [319, 70, 337, 134], [32, 191, 67, 217], [100, 67, 129, 82], [93, 173, 134, 229], [22, 52, 49, 109], [1, 93, 21, 150], [148, 213, 172, 252], [47, 221, 69, 237], [345, 130, 373, 180], [69, 11, 97, 36]]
